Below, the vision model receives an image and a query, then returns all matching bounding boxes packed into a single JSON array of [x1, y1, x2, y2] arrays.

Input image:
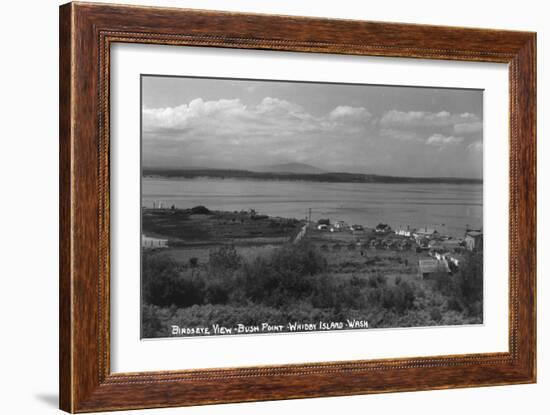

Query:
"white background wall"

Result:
[[0, 0, 546, 414]]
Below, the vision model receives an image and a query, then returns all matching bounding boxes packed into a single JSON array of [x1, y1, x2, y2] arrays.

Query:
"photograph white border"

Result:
[[110, 43, 509, 373]]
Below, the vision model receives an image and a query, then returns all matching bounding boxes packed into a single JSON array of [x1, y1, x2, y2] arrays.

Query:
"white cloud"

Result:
[[454, 121, 483, 135], [380, 110, 428, 126], [142, 98, 482, 177], [467, 141, 483, 151], [256, 96, 303, 115], [381, 109, 480, 128], [142, 98, 249, 132], [142, 97, 379, 170], [380, 109, 481, 153], [329, 105, 371, 119], [380, 128, 420, 141], [426, 134, 464, 146], [143, 98, 375, 143]]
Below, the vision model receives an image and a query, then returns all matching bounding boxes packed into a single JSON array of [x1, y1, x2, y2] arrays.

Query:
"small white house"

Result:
[[333, 221, 348, 230], [414, 227, 438, 238], [395, 226, 413, 237], [142, 235, 168, 249]]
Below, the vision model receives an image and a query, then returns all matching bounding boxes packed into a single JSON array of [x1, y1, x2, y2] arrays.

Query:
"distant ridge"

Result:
[[143, 167, 482, 185], [253, 162, 325, 175]]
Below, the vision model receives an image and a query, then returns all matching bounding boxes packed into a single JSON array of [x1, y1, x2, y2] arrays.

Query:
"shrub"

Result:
[[432, 250, 483, 318], [457, 250, 483, 311], [433, 272, 456, 296], [447, 296, 463, 312], [367, 274, 386, 289], [142, 253, 179, 306], [142, 240, 481, 333], [270, 242, 328, 276], [141, 304, 164, 338], [350, 275, 368, 288], [237, 242, 327, 307], [429, 307, 443, 322], [142, 253, 205, 307], [381, 280, 416, 314], [209, 245, 242, 272], [203, 280, 230, 304], [190, 205, 210, 214]]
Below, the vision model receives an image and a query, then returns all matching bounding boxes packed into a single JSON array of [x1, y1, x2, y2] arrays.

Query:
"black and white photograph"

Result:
[[140, 75, 484, 339], [2, 0, 545, 413]]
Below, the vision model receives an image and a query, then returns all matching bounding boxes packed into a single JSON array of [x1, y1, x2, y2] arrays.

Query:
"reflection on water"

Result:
[[142, 178, 482, 238]]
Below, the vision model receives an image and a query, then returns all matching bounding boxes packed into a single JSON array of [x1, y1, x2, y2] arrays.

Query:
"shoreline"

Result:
[[142, 172, 483, 186]]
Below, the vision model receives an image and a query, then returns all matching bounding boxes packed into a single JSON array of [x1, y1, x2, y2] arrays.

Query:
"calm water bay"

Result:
[[142, 178, 482, 238]]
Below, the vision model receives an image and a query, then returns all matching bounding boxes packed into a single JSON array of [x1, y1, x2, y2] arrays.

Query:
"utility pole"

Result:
[[308, 208, 312, 223]]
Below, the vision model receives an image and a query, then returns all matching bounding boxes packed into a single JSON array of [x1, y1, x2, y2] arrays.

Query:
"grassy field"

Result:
[[142, 207, 303, 245], [142, 206, 302, 272], [141, 208, 483, 338]]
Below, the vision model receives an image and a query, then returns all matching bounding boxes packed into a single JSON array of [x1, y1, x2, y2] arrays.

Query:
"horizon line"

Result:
[[141, 166, 483, 182]]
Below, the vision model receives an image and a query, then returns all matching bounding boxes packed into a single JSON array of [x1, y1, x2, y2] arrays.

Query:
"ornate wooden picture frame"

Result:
[[59, 2, 536, 412]]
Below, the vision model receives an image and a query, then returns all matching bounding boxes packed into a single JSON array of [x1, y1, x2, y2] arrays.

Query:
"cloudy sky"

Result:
[[142, 76, 483, 178]]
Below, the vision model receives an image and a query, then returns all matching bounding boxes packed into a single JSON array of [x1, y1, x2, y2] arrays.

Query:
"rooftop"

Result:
[[419, 259, 450, 274], [415, 228, 438, 235]]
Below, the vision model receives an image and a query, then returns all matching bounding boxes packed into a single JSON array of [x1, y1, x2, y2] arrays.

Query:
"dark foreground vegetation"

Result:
[[142, 242, 483, 337]]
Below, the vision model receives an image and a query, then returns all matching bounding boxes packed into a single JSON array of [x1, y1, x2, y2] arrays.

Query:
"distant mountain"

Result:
[[253, 162, 325, 175], [143, 167, 482, 185]]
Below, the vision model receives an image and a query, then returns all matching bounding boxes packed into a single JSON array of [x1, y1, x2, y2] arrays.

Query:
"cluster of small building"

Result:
[[316, 219, 364, 233], [315, 218, 483, 279]]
